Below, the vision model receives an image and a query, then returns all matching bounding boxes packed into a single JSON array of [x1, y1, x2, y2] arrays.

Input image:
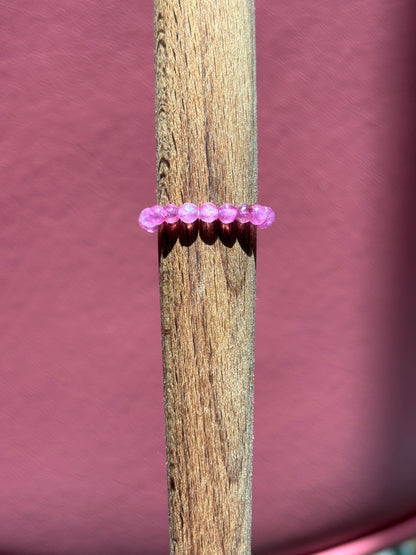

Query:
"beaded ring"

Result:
[[138, 203, 275, 233]]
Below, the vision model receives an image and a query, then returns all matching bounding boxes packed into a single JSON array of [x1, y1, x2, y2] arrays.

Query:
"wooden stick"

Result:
[[155, 0, 257, 552]]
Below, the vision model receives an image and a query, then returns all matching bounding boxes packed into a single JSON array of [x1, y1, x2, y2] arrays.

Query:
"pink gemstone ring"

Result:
[[138, 203, 275, 233]]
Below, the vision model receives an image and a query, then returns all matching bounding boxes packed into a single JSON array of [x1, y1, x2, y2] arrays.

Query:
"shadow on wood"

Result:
[[158, 219, 257, 259]]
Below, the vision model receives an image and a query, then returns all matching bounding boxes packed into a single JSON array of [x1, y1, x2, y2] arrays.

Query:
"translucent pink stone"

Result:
[[138, 207, 158, 233], [258, 206, 275, 229], [236, 204, 252, 223], [199, 202, 218, 223], [162, 204, 179, 224], [250, 204, 268, 225], [178, 203, 199, 223], [218, 203, 237, 224], [148, 205, 165, 225]]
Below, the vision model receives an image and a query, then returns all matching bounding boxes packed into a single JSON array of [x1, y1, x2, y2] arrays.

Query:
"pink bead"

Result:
[[199, 202, 218, 223], [178, 203, 199, 223], [162, 204, 179, 224], [218, 203, 237, 224], [258, 206, 275, 229], [250, 204, 268, 226], [148, 205, 165, 225], [138, 207, 158, 233], [236, 204, 252, 223]]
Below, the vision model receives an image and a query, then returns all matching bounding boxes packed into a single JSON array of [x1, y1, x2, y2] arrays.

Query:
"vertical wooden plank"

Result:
[[155, 0, 257, 552]]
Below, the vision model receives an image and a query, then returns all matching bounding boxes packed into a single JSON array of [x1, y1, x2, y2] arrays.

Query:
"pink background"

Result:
[[1, 1, 416, 553]]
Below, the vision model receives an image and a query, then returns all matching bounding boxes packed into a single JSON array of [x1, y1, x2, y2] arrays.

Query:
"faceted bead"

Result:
[[148, 205, 165, 225], [236, 204, 252, 223], [138, 207, 158, 233], [258, 207, 275, 229], [178, 203, 199, 223], [250, 204, 268, 226], [218, 203, 237, 224], [199, 202, 218, 223], [162, 204, 179, 224]]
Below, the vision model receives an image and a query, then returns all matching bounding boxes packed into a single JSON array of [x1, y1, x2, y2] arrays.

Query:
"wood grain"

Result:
[[154, 0, 257, 552]]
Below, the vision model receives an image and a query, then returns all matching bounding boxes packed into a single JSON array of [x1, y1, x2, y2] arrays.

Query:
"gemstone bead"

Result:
[[162, 204, 179, 224], [199, 202, 218, 223], [250, 204, 268, 225], [258, 207, 275, 229], [138, 207, 158, 233], [149, 205, 165, 225], [178, 203, 199, 223], [236, 204, 252, 223], [218, 203, 237, 224]]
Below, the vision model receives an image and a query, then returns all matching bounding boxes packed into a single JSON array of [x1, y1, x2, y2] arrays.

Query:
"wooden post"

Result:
[[155, 0, 257, 552]]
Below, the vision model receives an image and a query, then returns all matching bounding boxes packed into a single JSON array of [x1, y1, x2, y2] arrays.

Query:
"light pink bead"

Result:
[[138, 207, 158, 233], [258, 206, 275, 229], [199, 202, 218, 223], [236, 204, 252, 223], [148, 205, 165, 225], [218, 203, 237, 224], [178, 203, 199, 223], [162, 204, 179, 224], [250, 204, 268, 226]]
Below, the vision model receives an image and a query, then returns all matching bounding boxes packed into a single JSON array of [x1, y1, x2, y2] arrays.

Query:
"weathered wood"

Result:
[[155, 0, 257, 552]]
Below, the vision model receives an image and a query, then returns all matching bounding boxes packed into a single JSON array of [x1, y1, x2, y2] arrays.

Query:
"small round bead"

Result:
[[138, 207, 158, 233], [178, 203, 199, 224], [199, 202, 218, 223], [258, 207, 275, 229], [218, 203, 237, 224], [148, 204, 165, 225], [162, 204, 179, 224], [236, 204, 252, 223], [250, 204, 268, 226]]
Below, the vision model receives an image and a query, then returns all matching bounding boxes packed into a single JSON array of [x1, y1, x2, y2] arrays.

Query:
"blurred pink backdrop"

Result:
[[1, 1, 416, 553]]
